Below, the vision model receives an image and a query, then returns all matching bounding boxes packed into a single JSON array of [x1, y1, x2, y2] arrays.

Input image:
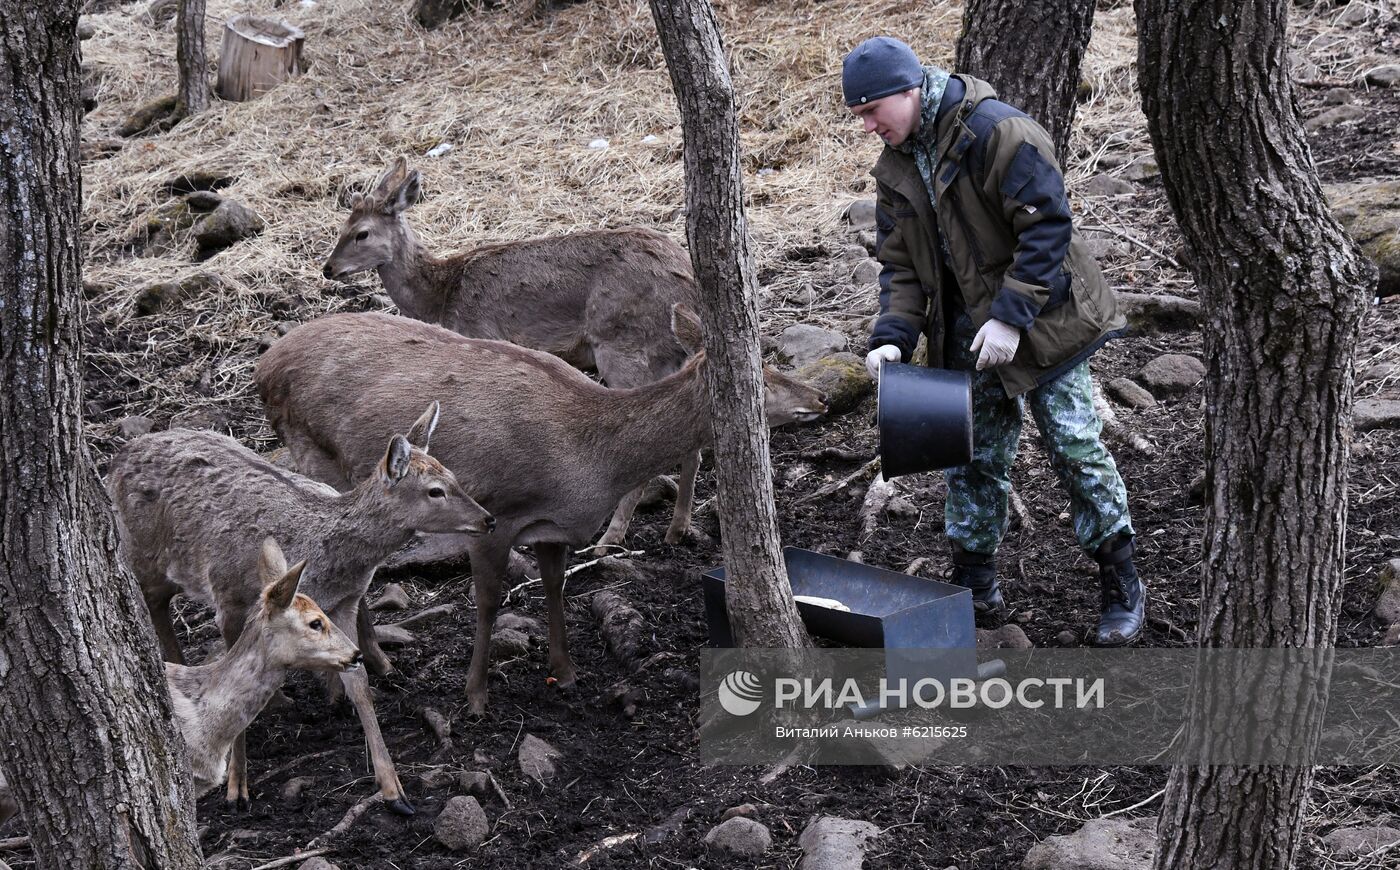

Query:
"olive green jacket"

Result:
[[869, 74, 1125, 397]]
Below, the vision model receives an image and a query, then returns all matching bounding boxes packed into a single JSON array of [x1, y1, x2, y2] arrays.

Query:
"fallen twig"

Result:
[[575, 832, 640, 864], [306, 793, 383, 850], [251, 748, 340, 787], [0, 837, 28, 852], [1009, 486, 1036, 533], [858, 472, 898, 538], [390, 602, 457, 630], [796, 457, 880, 505], [800, 445, 871, 463], [506, 550, 644, 598], [250, 848, 334, 870]]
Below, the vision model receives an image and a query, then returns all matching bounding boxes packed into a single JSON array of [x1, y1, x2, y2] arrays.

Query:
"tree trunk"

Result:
[[215, 14, 305, 102], [1136, 1, 1374, 868], [0, 5, 204, 868], [648, 0, 807, 649], [175, 0, 208, 116], [955, 0, 1096, 161]]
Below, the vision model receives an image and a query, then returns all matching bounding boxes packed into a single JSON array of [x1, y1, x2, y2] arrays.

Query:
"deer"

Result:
[[0, 768, 14, 828], [324, 157, 740, 553], [255, 306, 827, 716], [107, 412, 494, 814], [166, 538, 361, 797]]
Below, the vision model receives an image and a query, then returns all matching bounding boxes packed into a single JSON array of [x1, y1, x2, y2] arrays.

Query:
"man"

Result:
[[844, 36, 1144, 645]]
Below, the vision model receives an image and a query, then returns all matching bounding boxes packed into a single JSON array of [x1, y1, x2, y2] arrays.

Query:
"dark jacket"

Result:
[[868, 74, 1125, 397]]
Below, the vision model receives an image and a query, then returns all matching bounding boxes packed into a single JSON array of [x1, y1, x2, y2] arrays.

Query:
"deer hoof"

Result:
[[663, 523, 698, 546], [387, 797, 416, 817], [226, 795, 250, 812]]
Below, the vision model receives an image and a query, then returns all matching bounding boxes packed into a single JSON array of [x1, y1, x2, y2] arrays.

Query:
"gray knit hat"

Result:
[[842, 36, 923, 107]]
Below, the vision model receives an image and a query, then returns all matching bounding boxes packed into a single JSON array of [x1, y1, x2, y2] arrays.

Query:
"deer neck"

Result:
[[375, 225, 450, 323], [593, 357, 713, 491], [300, 483, 415, 603], [190, 622, 289, 752]]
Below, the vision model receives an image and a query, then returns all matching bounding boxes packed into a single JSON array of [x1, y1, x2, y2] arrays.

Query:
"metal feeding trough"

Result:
[[703, 547, 984, 718]]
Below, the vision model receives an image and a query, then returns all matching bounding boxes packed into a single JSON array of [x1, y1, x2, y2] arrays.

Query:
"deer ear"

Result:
[[382, 434, 413, 483], [262, 560, 307, 613], [257, 537, 289, 587], [374, 156, 408, 194], [347, 191, 364, 210], [383, 171, 422, 215], [670, 303, 704, 354], [406, 401, 440, 451]]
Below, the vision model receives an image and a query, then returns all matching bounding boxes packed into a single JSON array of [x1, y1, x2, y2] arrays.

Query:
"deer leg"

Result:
[[355, 596, 394, 677], [592, 486, 647, 556], [465, 542, 508, 716], [142, 581, 186, 664], [339, 663, 413, 816], [534, 541, 578, 689], [218, 614, 251, 811], [664, 449, 702, 545]]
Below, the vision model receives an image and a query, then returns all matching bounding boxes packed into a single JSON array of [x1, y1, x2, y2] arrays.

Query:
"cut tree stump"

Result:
[[216, 15, 305, 102]]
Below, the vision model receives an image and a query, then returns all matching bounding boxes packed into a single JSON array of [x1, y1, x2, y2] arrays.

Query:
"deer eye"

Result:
[[428, 487, 446, 499], [309, 618, 324, 631], [355, 230, 369, 242]]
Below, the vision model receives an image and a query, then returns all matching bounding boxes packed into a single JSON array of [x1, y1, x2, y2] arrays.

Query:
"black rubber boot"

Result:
[[1094, 534, 1145, 646], [950, 545, 1004, 618]]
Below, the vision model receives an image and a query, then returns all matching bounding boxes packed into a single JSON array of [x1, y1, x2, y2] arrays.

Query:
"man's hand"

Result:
[[969, 319, 1020, 371], [865, 344, 902, 380]]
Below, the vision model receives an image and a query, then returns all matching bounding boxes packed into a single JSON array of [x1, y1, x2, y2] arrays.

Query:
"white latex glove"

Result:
[[865, 344, 901, 381], [969, 319, 1021, 371]]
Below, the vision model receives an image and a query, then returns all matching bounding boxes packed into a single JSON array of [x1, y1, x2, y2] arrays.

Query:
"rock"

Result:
[[798, 816, 882, 870], [375, 623, 415, 646], [795, 352, 871, 415], [1374, 559, 1400, 625], [143, 0, 178, 26], [458, 771, 492, 799], [78, 18, 96, 39], [722, 803, 758, 822], [845, 199, 877, 230], [299, 859, 339, 870], [1355, 398, 1400, 432], [185, 189, 223, 212], [163, 169, 238, 196], [194, 200, 265, 259], [1138, 354, 1206, 398], [1325, 180, 1400, 298], [169, 406, 229, 432], [1115, 291, 1201, 332], [421, 707, 452, 742], [1021, 816, 1155, 870], [852, 257, 882, 285], [117, 415, 156, 439], [1336, 2, 1374, 24], [495, 611, 545, 637], [518, 733, 562, 783], [1289, 50, 1322, 81], [433, 796, 489, 851], [1321, 823, 1400, 858], [1106, 378, 1157, 410], [1322, 87, 1354, 105], [1305, 104, 1368, 131], [491, 627, 531, 657], [418, 765, 458, 790], [136, 198, 198, 257], [637, 474, 679, 508], [977, 624, 1033, 650], [1055, 630, 1079, 647], [703, 817, 771, 857], [856, 230, 876, 251], [777, 324, 848, 367], [1381, 623, 1400, 646], [81, 137, 124, 161], [370, 583, 410, 611], [840, 243, 870, 261], [116, 94, 178, 137], [1120, 155, 1159, 182], [1364, 64, 1400, 88], [1082, 174, 1135, 197], [280, 776, 314, 804], [1361, 362, 1398, 381]]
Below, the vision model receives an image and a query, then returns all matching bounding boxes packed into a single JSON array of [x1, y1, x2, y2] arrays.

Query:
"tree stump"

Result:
[[216, 14, 304, 102]]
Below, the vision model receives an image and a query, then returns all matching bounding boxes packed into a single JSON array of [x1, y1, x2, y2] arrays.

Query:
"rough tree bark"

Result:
[[955, 0, 1097, 161], [648, 0, 807, 648], [175, 0, 209, 116], [1136, 1, 1374, 868], [0, 4, 204, 868]]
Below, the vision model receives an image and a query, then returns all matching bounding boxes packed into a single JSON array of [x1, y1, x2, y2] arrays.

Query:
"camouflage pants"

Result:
[[944, 311, 1132, 557]]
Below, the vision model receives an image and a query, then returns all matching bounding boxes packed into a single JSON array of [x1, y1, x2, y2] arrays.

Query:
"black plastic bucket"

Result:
[[877, 362, 973, 478]]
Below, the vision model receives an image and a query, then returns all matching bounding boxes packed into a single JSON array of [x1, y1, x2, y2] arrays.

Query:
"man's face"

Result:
[[850, 88, 921, 146]]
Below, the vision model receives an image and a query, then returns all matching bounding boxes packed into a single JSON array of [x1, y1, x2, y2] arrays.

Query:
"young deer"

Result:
[[166, 538, 361, 797], [324, 157, 743, 551], [256, 306, 827, 715], [108, 413, 493, 814]]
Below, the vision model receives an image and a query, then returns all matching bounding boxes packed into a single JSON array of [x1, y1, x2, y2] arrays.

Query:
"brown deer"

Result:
[[256, 307, 826, 715], [166, 538, 361, 798], [323, 157, 762, 552], [108, 413, 493, 814]]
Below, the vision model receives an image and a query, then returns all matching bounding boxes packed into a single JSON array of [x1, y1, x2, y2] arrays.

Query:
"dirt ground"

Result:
[[3, 0, 1398, 868]]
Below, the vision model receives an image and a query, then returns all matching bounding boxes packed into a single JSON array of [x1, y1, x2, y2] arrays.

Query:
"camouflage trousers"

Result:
[[944, 311, 1132, 557]]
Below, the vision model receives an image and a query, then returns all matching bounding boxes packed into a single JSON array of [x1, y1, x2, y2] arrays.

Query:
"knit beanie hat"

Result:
[[842, 36, 923, 106]]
